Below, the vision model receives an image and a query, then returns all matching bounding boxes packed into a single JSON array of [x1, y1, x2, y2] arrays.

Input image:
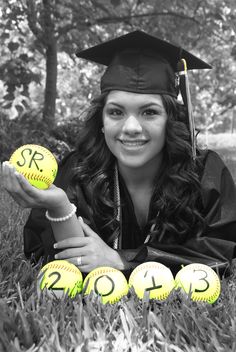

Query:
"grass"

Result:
[[1, 135, 236, 351]]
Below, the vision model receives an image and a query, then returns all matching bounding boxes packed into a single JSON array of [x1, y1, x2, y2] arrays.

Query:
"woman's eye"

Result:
[[108, 109, 123, 117], [143, 109, 160, 116]]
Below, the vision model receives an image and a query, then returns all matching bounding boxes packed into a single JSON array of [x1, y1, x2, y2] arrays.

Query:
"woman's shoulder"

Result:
[[198, 148, 234, 190], [197, 148, 230, 189], [198, 148, 226, 169]]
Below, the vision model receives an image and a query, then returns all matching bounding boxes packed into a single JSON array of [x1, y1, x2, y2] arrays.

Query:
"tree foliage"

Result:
[[0, 0, 236, 139]]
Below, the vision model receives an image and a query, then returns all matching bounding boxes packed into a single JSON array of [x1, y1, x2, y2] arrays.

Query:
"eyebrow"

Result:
[[105, 101, 164, 109]]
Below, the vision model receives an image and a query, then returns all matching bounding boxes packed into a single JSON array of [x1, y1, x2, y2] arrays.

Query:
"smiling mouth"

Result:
[[119, 140, 148, 147]]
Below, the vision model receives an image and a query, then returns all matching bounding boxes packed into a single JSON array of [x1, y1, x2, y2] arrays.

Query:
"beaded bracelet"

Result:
[[45, 203, 77, 222]]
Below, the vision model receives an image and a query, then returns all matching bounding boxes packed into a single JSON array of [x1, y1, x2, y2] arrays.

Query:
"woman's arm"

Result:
[[45, 196, 84, 241], [54, 217, 134, 272], [2, 160, 130, 272], [1, 161, 84, 241]]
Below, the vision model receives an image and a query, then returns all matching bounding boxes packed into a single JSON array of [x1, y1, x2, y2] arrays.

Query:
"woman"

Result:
[[2, 30, 236, 277]]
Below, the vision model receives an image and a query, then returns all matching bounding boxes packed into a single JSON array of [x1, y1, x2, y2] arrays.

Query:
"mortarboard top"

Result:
[[76, 30, 211, 97]]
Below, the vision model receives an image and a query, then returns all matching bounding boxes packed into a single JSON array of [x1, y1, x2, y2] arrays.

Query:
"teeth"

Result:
[[121, 141, 146, 146]]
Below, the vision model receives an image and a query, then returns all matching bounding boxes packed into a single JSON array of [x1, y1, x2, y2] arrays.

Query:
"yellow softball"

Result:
[[128, 262, 175, 300], [175, 263, 221, 304], [83, 266, 129, 304], [9, 144, 58, 189], [37, 260, 83, 298]]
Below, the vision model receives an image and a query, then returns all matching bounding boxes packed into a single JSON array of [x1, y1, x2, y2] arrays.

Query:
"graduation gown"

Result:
[[23, 150, 236, 277]]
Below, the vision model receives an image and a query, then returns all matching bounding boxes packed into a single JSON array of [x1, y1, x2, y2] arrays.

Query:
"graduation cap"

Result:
[[76, 30, 212, 159]]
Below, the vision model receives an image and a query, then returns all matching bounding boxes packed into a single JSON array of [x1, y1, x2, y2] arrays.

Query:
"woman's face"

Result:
[[102, 90, 168, 170]]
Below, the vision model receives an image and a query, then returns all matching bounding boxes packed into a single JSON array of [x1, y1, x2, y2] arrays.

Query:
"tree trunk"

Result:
[[41, 0, 57, 128], [43, 40, 57, 128]]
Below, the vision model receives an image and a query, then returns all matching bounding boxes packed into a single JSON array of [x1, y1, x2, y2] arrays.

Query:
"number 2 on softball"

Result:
[[48, 271, 62, 289]]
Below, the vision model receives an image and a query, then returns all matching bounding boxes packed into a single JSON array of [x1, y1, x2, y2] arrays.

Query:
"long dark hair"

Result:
[[150, 95, 205, 243], [72, 92, 205, 245]]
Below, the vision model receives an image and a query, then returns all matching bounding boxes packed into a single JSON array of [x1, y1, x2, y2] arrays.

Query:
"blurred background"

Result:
[[0, 0, 235, 179]]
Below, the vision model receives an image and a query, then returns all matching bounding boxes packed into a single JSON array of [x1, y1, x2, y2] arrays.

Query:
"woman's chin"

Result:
[[117, 156, 150, 169]]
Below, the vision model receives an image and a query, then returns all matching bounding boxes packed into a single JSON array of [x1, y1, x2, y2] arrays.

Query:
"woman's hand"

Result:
[[54, 218, 125, 273], [1, 161, 67, 210]]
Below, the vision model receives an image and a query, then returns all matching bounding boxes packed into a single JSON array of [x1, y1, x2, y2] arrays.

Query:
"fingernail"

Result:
[[54, 254, 58, 259], [78, 216, 84, 223], [53, 243, 57, 249]]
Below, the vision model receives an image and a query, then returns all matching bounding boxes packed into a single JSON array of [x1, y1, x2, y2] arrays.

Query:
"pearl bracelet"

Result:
[[45, 203, 77, 222]]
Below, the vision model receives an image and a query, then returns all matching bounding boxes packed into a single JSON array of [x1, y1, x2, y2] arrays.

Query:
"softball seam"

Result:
[[42, 263, 81, 274], [129, 262, 172, 279], [85, 267, 120, 279], [85, 288, 128, 304], [20, 172, 52, 186], [129, 263, 173, 284]]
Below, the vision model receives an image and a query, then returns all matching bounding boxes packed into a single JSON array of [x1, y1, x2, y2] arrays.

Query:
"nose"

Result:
[[122, 115, 142, 135]]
